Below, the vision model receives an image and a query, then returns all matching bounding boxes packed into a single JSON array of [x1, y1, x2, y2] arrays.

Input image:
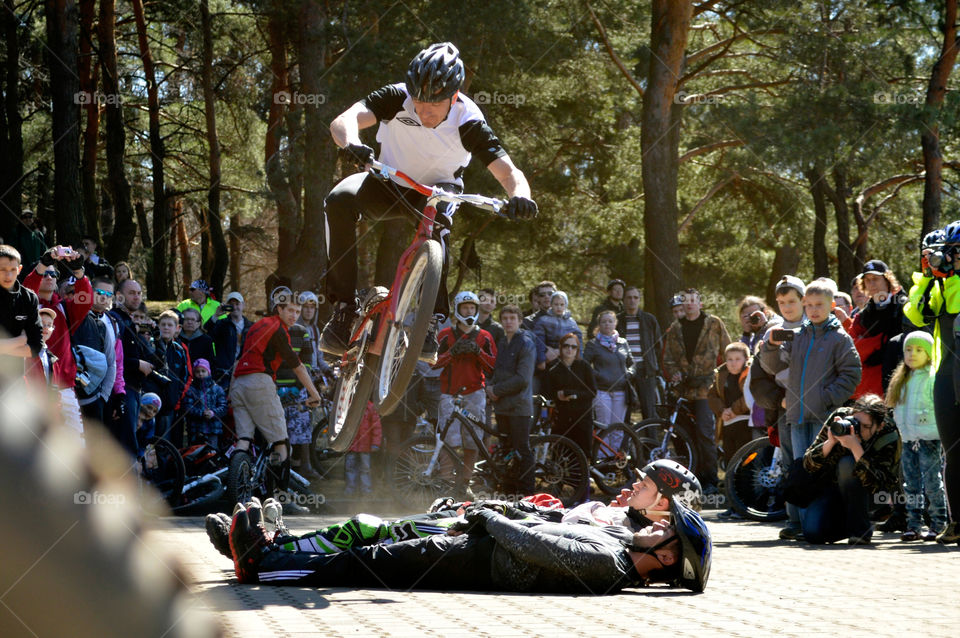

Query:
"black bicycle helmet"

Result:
[[405, 42, 465, 102], [670, 496, 712, 592], [636, 459, 702, 510]]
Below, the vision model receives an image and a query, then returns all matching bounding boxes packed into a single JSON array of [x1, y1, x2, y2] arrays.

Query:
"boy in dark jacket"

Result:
[[487, 304, 537, 496]]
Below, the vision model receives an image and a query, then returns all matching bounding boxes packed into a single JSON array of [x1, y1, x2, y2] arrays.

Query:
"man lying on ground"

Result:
[[225, 494, 710, 594]]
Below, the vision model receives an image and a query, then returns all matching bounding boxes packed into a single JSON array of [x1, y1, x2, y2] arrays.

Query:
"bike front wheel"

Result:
[[633, 418, 697, 472], [329, 352, 378, 452], [139, 437, 185, 509], [530, 433, 589, 506], [390, 434, 462, 508], [226, 449, 257, 506], [725, 436, 786, 521], [591, 424, 644, 495], [377, 239, 443, 416]]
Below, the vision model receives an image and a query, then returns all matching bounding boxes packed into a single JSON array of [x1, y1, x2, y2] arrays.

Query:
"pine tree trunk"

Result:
[[78, 0, 99, 245], [44, 0, 83, 246], [920, 0, 958, 235], [201, 0, 228, 296], [1, 0, 24, 228], [641, 0, 691, 328], [131, 0, 168, 298], [99, 0, 136, 265], [805, 164, 830, 279]]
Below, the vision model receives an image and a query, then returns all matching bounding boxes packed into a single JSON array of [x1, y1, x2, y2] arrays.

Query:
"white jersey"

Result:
[[361, 83, 506, 188]]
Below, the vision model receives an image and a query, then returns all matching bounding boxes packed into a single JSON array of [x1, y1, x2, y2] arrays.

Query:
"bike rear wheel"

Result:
[[633, 418, 697, 472], [140, 437, 185, 509], [226, 449, 257, 506], [591, 424, 644, 495], [390, 434, 462, 508], [329, 352, 378, 452], [725, 436, 786, 521], [377, 240, 443, 416], [531, 433, 589, 506]]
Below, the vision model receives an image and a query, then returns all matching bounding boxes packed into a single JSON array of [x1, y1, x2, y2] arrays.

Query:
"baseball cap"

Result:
[[775, 275, 805, 297], [225, 291, 244, 304], [669, 294, 684, 308], [38, 307, 57, 321], [862, 259, 889, 276]]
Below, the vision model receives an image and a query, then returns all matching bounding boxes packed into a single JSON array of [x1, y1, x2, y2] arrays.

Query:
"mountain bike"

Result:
[[532, 395, 644, 496], [633, 380, 698, 472], [724, 435, 786, 521], [225, 437, 320, 511], [390, 395, 589, 508], [328, 159, 510, 452]]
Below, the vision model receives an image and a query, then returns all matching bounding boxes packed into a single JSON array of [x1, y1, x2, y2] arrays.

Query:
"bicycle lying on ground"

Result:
[[328, 159, 511, 452], [390, 395, 589, 507]]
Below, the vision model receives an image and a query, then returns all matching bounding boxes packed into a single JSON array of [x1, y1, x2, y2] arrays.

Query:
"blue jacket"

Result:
[[534, 311, 582, 350], [490, 330, 537, 417], [758, 315, 861, 427]]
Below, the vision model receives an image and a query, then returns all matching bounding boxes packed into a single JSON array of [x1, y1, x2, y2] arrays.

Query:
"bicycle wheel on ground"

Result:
[[377, 240, 443, 417], [591, 424, 645, 495], [329, 352, 378, 452], [140, 437, 185, 509], [390, 434, 462, 508], [226, 449, 257, 506], [530, 433, 589, 506], [633, 418, 697, 472], [725, 436, 786, 521]]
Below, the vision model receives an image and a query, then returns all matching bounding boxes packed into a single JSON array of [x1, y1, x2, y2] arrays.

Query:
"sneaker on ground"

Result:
[[261, 497, 289, 536], [205, 512, 234, 559], [921, 526, 939, 542], [847, 534, 872, 545], [778, 525, 804, 541], [319, 302, 357, 357], [228, 504, 271, 584], [717, 509, 742, 520], [900, 529, 920, 542], [936, 521, 959, 544]]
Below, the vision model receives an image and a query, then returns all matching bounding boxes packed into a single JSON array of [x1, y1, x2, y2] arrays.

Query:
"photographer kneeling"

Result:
[[800, 395, 902, 545]]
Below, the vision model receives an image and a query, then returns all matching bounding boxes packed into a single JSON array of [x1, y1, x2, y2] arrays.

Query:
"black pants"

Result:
[[802, 456, 872, 544], [257, 532, 497, 590], [324, 172, 453, 316], [496, 414, 535, 496], [554, 405, 593, 460], [934, 370, 960, 522]]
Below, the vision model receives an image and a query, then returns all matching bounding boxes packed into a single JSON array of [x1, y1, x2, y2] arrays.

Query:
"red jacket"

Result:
[[433, 325, 497, 395], [349, 402, 383, 453], [22, 271, 94, 389]]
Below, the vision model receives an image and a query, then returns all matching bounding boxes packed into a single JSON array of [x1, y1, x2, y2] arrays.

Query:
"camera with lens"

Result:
[[829, 415, 861, 437], [748, 310, 766, 328], [925, 243, 959, 275]]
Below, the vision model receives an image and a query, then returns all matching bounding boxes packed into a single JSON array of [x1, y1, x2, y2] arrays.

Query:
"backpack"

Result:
[[74, 344, 108, 400]]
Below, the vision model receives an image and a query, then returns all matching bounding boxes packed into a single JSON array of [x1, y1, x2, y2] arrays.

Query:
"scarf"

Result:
[[596, 331, 619, 352]]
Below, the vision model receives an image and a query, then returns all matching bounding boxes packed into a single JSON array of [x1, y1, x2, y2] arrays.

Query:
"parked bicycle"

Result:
[[226, 435, 319, 511], [724, 435, 786, 521], [328, 159, 511, 452], [532, 396, 644, 496], [633, 380, 698, 472], [390, 395, 589, 507]]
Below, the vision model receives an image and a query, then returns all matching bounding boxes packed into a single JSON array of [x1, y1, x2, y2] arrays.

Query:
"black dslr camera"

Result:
[[829, 415, 862, 437]]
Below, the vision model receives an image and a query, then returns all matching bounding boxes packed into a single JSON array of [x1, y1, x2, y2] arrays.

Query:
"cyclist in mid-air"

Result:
[[320, 42, 538, 361]]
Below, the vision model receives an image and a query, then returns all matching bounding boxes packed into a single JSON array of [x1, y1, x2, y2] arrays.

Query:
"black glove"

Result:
[[505, 196, 538, 220], [451, 338, 480, 356], [40, 249, 57, 267], [339, 143, 375, 168], [65, 252, 86, 272], [108, 393, 126, 421], [464, 506, 497, 529]]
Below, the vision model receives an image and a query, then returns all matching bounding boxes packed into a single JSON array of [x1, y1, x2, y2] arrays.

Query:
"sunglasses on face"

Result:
[[94, 288, 114, 297], [562, 343, 578, 350], [42, 271, 58, 279]]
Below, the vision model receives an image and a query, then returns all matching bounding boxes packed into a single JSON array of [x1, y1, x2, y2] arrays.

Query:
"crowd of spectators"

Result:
[[2, 216, 958, 545]]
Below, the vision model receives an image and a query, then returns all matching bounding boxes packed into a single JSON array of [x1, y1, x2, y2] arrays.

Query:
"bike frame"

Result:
[[340, 160, 506, 365], [422, 400, 499, 479]]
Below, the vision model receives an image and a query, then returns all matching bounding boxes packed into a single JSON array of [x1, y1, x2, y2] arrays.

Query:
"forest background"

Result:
[[1, 0, 958, 329]]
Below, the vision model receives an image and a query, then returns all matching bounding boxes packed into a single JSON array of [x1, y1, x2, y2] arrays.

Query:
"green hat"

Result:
[[903, 331, 934, 359]]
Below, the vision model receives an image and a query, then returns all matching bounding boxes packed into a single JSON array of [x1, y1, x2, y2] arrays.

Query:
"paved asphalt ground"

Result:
[[149, 510, 960, 638]]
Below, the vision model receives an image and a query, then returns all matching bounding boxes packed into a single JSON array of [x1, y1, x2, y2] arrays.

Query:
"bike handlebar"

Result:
[[367, 159, 509, 217]]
